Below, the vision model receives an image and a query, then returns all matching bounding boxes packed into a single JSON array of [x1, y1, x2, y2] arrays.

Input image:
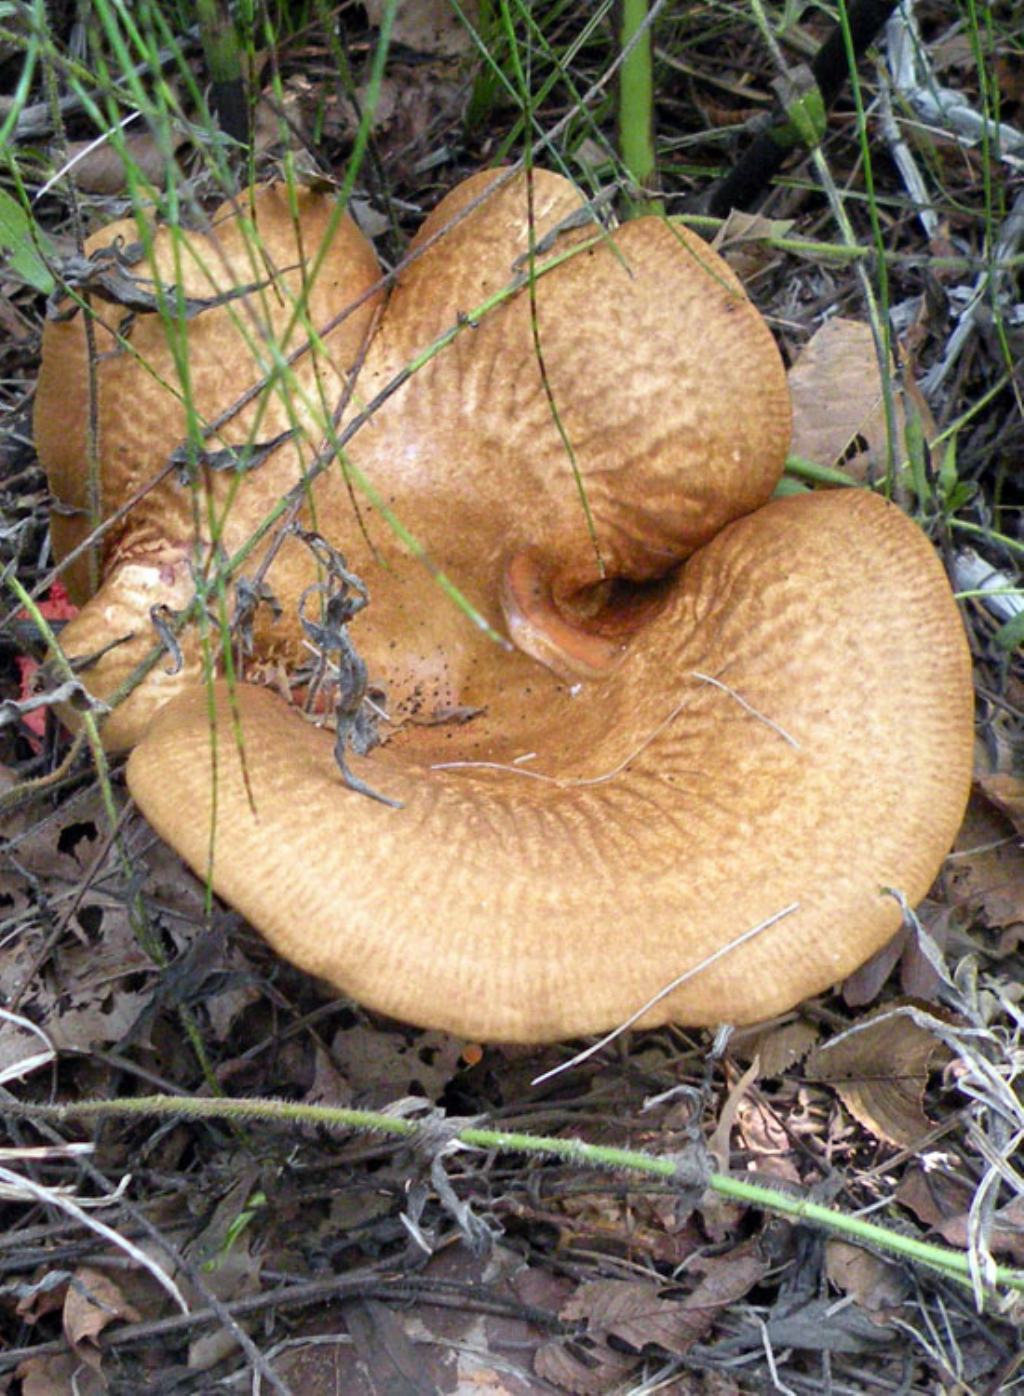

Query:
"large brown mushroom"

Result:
[[34, 170, 974, 1042]]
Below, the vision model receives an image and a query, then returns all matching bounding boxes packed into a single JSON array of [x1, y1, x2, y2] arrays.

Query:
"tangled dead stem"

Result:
[[1, 1, 1024, 1392]]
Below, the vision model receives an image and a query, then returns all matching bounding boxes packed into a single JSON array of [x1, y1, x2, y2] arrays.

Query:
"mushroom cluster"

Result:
[[34, 170, 974, 1042]]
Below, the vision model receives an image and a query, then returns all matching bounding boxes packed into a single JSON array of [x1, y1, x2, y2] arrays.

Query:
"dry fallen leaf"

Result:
[[805, 1005, 952, 1147], [825, 1239, 909, 1311], [708, 1056, 759, 1167], [365, 0, 479, 56], [271, 1243, 548, 1394], [37, 908, 155, 1053], [842, 900, 953, 1008], [754, 1294, 895, 1353], [16, 1352, 102, 1396], [535, 1250, 767, 1394], [788, 317, 932, 479], [936, 1194, 1024, 1263], [61, 130, 183, 194], [571, 1276, 699, 1349], [896, 1164, 974, 1231], [947, 790, 1024, 942], [331, 1022, 463, 1103], [344, 1298, 437, 1395], [534, 1280, 664, 1395], [898, 1166, 1024, 1263], [841, 929, 909, 1007], [975, 770, 1024, 838], [713, 208, 793, 279], [733, 1018, 819, 1077], [14, 1270, 69, 1325], [63, 1265, 141, 1361], [186, 1200, 263, 1372]]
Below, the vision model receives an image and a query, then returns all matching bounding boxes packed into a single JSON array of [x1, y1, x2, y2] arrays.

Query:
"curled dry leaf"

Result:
[[825, 1239, 909, 1312], [805, 1005, 952, 1148], [898, 1167, 1024, 1263], [708, 1056, 760, 1167], [947, 790, 1024, 948], [713, 208, 795, 249], [63, 1265, 141, 1360], [713, 208, 793, 279], [976, 769, 1024, 838], [536, 1252, 767, 1394]]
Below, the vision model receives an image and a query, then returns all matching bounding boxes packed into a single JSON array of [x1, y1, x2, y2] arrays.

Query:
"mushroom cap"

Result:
[[35, 170, 792, 747], [36, 170, 973, 1041], [34, 184, 383, 748], [127, 489, 973, 1042]]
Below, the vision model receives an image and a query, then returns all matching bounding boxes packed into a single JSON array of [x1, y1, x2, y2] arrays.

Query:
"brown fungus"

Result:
[[35, 171, 973, 1042]]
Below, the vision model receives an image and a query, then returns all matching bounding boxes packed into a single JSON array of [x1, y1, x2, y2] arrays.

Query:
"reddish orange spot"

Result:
[[15, 582, 79, 749]]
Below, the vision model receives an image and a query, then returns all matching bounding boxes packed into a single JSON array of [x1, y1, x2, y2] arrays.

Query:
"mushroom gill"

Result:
[[35, 170, 974, 1043]]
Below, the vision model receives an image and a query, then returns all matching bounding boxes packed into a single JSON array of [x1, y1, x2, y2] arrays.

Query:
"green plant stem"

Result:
[[783, 455, 861, 487], [833, 0, 897, 489], [676, 215, 1023, 271], [195, 0, 247, 142], [10, 1092, 1024, 1301], [617, 0, 662, 215], [952, 519, 1024, 558], [0, 2, 41, 149], [498, 0, 604, 578]]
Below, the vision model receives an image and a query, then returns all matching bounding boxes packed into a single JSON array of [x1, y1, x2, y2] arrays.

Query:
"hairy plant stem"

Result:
[[9, 1092, 1024, 1305]]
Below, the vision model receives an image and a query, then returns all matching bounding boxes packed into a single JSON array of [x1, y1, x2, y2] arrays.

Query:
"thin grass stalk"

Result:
[[0, 1, 42, 148], [833, 0, 898, 492], [499, 0, 605, 575]]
